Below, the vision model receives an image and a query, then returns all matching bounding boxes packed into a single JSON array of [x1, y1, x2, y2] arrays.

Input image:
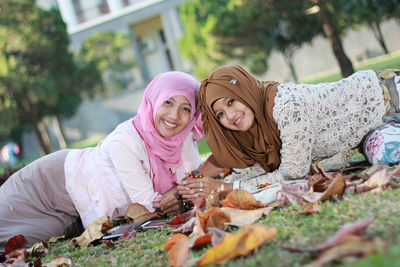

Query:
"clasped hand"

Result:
[[176, 176, 230, 200]]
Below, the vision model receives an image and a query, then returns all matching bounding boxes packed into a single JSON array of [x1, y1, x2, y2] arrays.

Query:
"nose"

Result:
[[169, 106, 180, 119], [226, 109, 235, 123]]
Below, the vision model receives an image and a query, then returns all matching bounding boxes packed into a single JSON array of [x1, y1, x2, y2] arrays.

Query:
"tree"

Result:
[[77, 31, 135, 95], [0, 1, 103, 155], [314, 0, 355, 77], [180, 0, 355, 79], [343, 0, 398, 55]]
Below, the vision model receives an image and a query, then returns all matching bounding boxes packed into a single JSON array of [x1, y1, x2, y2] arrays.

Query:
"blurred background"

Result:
[[0, 0, 399, 170]]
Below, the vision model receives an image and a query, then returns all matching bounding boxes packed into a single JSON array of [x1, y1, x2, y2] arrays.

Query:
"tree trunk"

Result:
[[317, 0, 354, 77], [371, 20, 389, 54], [51, 116, 67, 149], [282, 53, 298, 82], [30, 118, 52, 155]]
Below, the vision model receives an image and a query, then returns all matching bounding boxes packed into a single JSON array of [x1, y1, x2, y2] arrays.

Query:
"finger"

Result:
[[164, 205, 181, 216], [182, 193, 199, 200]]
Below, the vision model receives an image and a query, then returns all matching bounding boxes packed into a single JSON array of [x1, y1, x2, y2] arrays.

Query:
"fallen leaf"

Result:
[[118, 230, 137, 242], [48, 236, 65, 243], [72, 215, 113, 248], [173, 217, 197, 234], [221, 207, 272, 227], [201, 208, 231, 230], [303, 173, 346, 203], [207, 227, 228, 246], [296, 203, 321, 216], [206, 192, 224, 209], [197, 224, 277, 266], [169, 236, 190, 267], [167, 210, 194, 226], [164, 233, 188, 251], [222, 189, 265, 210], [5, 235, 28, 254], [125, 203, 160, 222], [285, 218, 374, 252], [43, 256, 73, 267], [306, 236, 387, 267], [5, 248, 28, 262], [28, 241, 49, 258], [355, 168, 392, 193], [192, 234, 212, 248]]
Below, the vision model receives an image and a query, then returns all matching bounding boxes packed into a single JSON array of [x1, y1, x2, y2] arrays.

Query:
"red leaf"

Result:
[[5, 235, 28, 254]]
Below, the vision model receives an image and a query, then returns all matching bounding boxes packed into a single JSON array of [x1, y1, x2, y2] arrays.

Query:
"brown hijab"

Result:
[[199, 65, 281, 172]]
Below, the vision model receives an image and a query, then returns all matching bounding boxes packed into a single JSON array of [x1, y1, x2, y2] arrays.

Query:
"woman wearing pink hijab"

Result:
[[0, 71, 211, 250]]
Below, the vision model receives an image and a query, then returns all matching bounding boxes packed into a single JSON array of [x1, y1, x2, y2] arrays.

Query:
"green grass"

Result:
[[39, 189, 400, 266], [304, 51, 400, 84]]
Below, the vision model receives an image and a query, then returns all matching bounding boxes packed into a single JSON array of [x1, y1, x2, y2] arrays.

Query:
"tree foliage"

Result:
[[0, 0, 103, 154], [343, 0, 399, 54], [180, 0, 358, 79], [77, 31, 135, 95]]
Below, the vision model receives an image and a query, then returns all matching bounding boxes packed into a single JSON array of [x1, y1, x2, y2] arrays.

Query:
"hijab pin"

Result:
[[229, 78, 237, 84]]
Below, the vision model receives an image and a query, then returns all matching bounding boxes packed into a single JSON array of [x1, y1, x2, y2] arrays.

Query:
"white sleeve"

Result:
[[102, 132, 160, 212]]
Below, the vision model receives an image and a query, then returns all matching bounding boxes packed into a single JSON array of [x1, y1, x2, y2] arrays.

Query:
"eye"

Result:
[[183, 106, 191, 113], [228, 99, 235, 106], [165, 100, 172, 105], [216, 112, 223, 120]]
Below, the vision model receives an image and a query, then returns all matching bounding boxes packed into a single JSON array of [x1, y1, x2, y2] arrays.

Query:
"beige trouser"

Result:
[[0, 150, 83, 252]]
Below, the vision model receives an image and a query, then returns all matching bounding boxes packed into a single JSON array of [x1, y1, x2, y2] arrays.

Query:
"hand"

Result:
[[177, 177, 233, 200], [152, 188, 183, 217]]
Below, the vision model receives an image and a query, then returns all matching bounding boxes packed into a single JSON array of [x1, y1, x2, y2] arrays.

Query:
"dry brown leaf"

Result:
[[303, 173, 346, 203], [125, 203, 160, 222], [4, 235, 28, 254], [201, 208, 231, 230], [164, 233, 189, 251], [169, 236, 190, 267], [296, 203, 321, 216], [286, 218, 374, 253], [220, 207, 272, 227], [306, 236, 387, 267], [28, 241, 49, 258], [72, 215, 112, 248], [222, 189, 265, 210], [43, 256, 73, 267], [207, 227, 228, 246], [197, 224, 277, 266]]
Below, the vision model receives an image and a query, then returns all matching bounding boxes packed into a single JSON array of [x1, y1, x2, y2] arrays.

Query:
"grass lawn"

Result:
[[304, 51, 400, 84], [41, 188, 400, 266]]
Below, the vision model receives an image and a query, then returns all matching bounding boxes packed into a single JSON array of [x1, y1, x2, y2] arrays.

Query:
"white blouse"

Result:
[[64, 119, 203, 228], [236, 70, 385, 188]]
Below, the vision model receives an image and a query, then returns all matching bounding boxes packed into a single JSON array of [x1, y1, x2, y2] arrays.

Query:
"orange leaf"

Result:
[[221, 207, 272, 227], [192, 234, 212, 248], [222, 189, 265, 210], [164, 233, 188, 251], [169, 237, 190, 267], [201, 208, 231, 230], [197, 224, 277, 266]]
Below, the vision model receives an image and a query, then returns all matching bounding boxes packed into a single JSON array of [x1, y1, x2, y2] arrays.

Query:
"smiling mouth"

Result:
[[163, 120, 178, 128], [234, 114, 243, 126]]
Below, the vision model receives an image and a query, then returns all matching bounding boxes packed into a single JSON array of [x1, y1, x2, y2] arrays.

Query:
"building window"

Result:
[[72, 0, 110, 24]]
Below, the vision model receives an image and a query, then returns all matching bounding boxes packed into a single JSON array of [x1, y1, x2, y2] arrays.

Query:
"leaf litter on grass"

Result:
[[2, 163, 400, 266]]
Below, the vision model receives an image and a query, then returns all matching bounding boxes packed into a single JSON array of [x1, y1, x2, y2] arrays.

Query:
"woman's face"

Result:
[[212, 97, 254, 131], [155, 95, 192, 138]]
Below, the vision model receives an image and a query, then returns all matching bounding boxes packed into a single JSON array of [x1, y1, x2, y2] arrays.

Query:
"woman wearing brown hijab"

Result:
[[177, 65, 399, 198]]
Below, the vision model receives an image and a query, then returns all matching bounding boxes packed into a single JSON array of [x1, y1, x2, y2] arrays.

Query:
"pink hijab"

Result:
[[132, 71, 204, 194]]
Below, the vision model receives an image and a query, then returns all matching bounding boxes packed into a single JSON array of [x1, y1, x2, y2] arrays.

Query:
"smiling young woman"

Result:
[[177, 65, 400, 199], [0, 71, 208, 250]]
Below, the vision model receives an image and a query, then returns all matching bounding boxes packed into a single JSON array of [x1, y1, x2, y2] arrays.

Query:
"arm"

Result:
[[104, 132, 160, 213], [238, 100, 314, 188]]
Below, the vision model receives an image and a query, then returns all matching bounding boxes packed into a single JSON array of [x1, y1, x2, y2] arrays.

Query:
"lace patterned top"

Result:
[[236, 70, 385, 188]]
